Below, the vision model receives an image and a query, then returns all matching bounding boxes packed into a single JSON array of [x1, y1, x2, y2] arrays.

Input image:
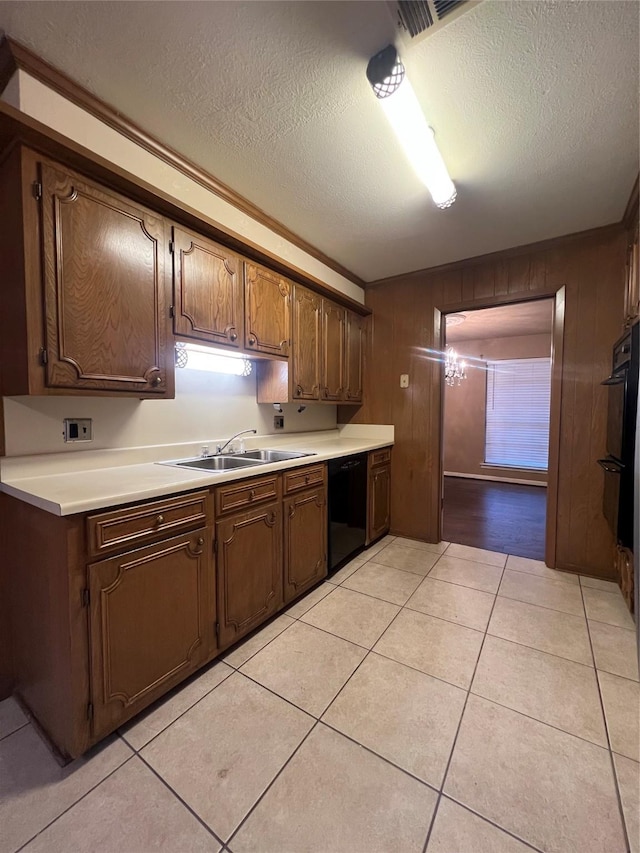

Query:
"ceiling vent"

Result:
[[391, 0, 481, 46]]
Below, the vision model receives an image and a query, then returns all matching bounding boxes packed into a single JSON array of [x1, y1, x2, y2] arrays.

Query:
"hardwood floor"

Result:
[[442, 477, 547, 561]]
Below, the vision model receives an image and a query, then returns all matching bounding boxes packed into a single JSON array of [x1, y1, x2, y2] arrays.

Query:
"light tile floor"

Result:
[[1, 536, 638, 853]]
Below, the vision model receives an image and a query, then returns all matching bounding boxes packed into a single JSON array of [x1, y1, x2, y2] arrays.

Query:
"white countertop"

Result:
[[0, 426, 393, 516]]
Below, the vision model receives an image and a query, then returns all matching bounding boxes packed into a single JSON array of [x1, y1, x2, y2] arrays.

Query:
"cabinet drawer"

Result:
[[283, 464, 326, 495], [87, 491, 212, 557], [369, 447, 391, 468], [215, 474, 281, 516]]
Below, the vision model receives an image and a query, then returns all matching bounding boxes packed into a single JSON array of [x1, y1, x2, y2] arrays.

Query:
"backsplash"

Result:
[[2, 368, 337, 456]]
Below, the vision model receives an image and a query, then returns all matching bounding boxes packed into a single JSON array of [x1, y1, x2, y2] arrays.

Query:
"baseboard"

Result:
[[444, 471, 548, 488]]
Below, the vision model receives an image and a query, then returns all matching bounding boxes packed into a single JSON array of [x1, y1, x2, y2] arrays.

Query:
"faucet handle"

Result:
[[201, 445, 210, 458]]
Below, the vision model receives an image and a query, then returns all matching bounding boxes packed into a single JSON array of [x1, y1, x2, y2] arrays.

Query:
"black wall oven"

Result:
[[598, 323, 639, 549]]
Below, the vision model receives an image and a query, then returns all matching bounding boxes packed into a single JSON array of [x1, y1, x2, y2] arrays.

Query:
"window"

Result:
[[485, 357, 551, 471]]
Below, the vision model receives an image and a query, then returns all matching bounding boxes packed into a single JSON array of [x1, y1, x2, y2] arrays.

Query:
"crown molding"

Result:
[[366, 222, 624, 288], [0, 35, 364, 289]]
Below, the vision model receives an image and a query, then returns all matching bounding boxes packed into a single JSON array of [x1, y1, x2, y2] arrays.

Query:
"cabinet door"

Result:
[[244, 263, 291, 357], [172, 226, 242, 349], [88, 528, 214, 739], [40, 162, 171, 395], [216, 502, 283, 648], [291, 285, 322, 400], [367, 464, 391, 543], [284, 487, 327, 603], [321, 300, 345, 401], [625, 232, 639, 326], [344, 311, 364, 404]]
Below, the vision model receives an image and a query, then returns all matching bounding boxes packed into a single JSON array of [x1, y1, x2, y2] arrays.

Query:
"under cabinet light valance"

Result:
[[175, 342, 252, 377]]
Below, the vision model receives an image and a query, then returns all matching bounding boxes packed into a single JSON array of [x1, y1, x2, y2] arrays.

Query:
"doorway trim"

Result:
[[435, 287, 566, 568]]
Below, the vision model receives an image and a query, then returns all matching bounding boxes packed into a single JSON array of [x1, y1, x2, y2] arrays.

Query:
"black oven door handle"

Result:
[[601, 373, 625, 386], [597, 458, 624, 473]]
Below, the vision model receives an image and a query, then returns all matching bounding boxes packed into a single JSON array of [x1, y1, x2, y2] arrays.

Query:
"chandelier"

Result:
[[444, 346, 467, 386]]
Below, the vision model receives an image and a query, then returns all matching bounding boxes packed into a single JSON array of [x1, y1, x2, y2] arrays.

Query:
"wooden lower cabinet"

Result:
[[88, 527, 215, 739], [367, 459, 391, 544], [216, 502, 283, 648], [284, 487, 327, 603]]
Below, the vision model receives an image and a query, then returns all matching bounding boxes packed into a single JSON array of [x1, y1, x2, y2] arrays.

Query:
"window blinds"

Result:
[[485, 357, 551, 471]]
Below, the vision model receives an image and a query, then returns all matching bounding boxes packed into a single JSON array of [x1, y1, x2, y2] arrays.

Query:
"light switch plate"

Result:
[[63, 418, 93, 442], [400, 374, 409, 388]]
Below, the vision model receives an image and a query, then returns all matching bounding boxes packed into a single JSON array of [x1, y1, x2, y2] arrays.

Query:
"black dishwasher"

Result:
[[327, 453, 368, 572]]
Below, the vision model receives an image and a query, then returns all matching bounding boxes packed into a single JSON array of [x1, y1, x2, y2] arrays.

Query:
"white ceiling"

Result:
[[0, 1, 638, 283], [445, 299, 553, 343]]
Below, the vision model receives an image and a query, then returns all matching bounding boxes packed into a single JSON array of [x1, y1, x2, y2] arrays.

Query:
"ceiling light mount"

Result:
[[366, 45, 405, 99], [366, 43, 456, 210]]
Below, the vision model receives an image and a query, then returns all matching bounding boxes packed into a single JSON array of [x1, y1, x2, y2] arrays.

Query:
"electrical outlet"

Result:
[[63, 418, 93, 442], [274, 415, 284, 429], [400, 374, 409, 388]]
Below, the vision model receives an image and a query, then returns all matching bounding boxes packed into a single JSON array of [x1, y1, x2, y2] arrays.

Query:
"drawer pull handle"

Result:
[[305, 474, 310, 483], [156, 514, 164, 525], [249, 489, 256, 500]]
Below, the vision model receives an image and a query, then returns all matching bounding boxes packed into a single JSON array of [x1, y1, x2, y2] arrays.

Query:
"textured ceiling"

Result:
[[445, 299, 553, 343], [0, 0, 638, 283]]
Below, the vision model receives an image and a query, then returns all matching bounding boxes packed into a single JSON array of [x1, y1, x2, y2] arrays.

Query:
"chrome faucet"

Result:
[[216, 428, 257, 455]]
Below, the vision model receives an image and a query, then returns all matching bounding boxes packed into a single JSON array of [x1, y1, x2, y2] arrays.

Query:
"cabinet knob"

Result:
[[248, 336, 256, 346], [295, 385, 303, 396], [197, 536, 204, 546], [156, 514, 164, 525], [229, 331, 238, 342], [305, 474, 310, 483], [249, 489, 256, 500], [323, 388, 329, 398], [151, 375, 163, 387]]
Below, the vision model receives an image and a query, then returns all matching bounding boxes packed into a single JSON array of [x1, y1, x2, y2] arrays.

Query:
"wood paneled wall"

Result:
[[341, 226, 628, 577]]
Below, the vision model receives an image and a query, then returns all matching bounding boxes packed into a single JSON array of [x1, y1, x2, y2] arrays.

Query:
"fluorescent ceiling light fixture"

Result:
[[175, 342, 252, 377], [366, 44, 456, 209]]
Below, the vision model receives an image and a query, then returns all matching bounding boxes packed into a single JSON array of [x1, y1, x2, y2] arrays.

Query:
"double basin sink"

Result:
[[162, 448, 315, 472]]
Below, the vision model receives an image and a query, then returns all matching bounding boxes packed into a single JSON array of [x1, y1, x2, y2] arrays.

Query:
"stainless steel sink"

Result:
[[160, 448, 315, 472], [235, 449, 315, 462], [164, 455, 268, 472]]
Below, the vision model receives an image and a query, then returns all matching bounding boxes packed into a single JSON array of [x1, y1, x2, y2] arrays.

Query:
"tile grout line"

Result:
[[439, 793, 545, 853], [14, 751, 138, 853], [422, 556, 508, 853], [0, 720, 29, 743], [466, 687, 612, 752], [578, 580, 632, 853], [136, 750, 226, 848], [120, 662, 236, 753], [225, 719, 321, 849], [230, 603, 448, 844]]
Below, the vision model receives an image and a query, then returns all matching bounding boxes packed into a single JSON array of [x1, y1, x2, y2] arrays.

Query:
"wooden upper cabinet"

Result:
[[291, 285, 322, 400], [171, 226, 242, 349], [344, 310, 365, 404], [321, 300, 345, 401], [624, 228, 639, 327], [40, 161, 172, 395], [244, 263, 291, 358]]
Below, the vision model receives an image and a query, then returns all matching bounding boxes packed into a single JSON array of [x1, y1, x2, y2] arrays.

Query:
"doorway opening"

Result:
[[441, 299, 555, 560]]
